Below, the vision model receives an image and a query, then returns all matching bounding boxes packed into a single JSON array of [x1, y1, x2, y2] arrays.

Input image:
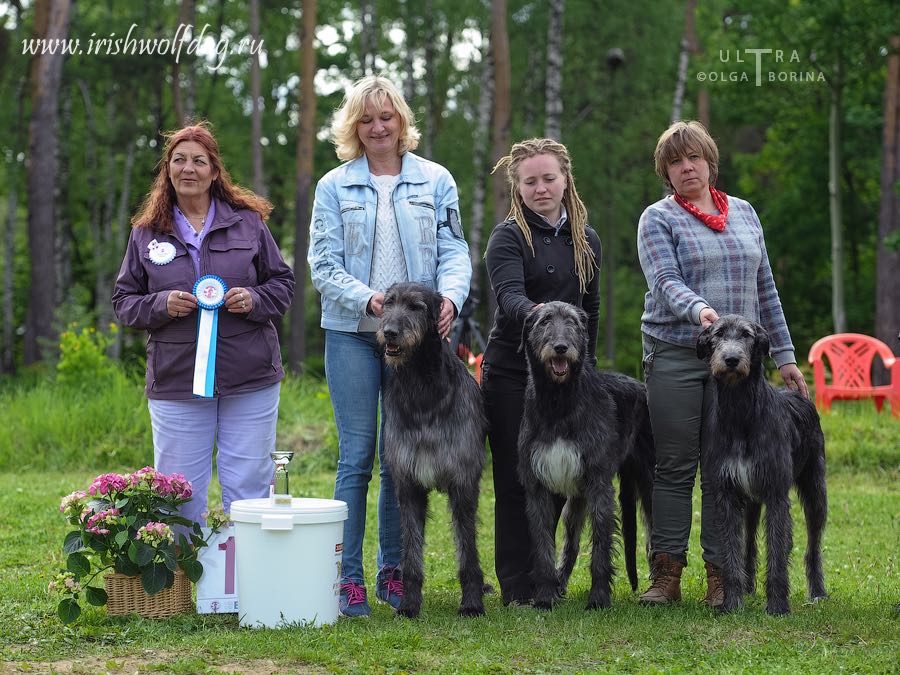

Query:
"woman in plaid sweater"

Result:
[[636, 120, 808, 607]]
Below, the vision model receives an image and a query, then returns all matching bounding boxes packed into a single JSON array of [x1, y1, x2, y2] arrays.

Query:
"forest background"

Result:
[[1, 0, 898, 379]]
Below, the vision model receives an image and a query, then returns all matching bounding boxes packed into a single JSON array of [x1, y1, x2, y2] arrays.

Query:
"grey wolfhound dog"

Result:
[[377, 282, 487, 618], [519, 301, 655, 610], [697, 315, 828, 615]]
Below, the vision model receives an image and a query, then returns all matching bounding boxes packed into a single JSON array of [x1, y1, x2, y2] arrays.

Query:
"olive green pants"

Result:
[[642, 334, 722, 567]]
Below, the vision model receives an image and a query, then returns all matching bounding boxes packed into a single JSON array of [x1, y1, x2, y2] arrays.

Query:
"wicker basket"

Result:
[[105, 569, 194, 619]]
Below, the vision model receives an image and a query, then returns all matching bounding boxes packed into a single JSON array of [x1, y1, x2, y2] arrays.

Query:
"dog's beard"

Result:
[[711, 363, 751, 385]]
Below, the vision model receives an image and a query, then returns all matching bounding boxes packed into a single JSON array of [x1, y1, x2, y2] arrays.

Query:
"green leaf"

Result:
[[141, 563, 168, 595], [134, 542, 155, 566], [66, 552, 91, 578], [161, 544, 177, 571], [127, 540, 139, 564], [63, 531, 85, 553], [58, 598, 81, 624], [181, 559, 203, 583], [85, 585, 108, 606], [114, 530, 130, 548], [116, 557, 140, 576]]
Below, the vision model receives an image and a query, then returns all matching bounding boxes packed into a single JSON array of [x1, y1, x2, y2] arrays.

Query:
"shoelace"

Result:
[[340, 582, 367, 605], [381, 568, 404, 597]]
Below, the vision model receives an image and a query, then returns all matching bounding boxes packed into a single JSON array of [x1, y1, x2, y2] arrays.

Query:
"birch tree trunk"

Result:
[[490, 0, 511, 318], [3, 79, 24, 373], [829, 58, 846, 333], [545, 0, 565, 141], [422, 0, 436, 158], [469, 40, 494, 298], [402, 0, 416, 102], [876, 35, 900, 353], [172, 0, 195, 125], [491, 0, 511, 227], [290, 0, 317, 371], [359, 0, 375, 74], [25, 0, 71, 364], [250, 0, 266, 196]]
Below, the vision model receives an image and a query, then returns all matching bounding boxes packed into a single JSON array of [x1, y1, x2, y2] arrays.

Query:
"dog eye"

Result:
[[741, 329, 753, 338], [383, 298, 393, 307]]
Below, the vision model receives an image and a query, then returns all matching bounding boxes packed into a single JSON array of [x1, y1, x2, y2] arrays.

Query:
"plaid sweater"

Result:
[[637, 195, 796, 367]]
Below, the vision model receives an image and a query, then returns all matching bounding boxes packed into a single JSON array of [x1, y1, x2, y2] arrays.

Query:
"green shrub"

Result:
[[56, 324, 118, 388]]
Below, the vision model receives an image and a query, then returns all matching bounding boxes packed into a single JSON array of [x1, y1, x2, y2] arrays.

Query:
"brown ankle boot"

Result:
[[639, 553, 684, 605], [703, 562, 724, 608]]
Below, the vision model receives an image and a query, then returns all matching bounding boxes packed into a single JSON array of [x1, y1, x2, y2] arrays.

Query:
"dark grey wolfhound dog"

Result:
[[697, 314, 828, 615], [377, 282, 487, 618], [519, 301, 655, 610]]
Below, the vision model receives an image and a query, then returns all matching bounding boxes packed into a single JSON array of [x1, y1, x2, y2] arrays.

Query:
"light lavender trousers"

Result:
[[148, 382, 280, 526]]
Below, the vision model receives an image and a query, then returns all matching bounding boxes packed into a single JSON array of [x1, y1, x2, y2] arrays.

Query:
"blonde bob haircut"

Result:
[[492, 138, 596, 294], [331, 75, 421, 162], [654, 120, 719, 190]]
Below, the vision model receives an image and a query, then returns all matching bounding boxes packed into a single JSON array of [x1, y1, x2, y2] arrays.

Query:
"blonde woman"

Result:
[[483, 138, 601, 605], [308, 75, 472, 617]]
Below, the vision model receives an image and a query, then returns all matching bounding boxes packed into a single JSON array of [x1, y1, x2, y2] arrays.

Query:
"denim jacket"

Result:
[[308, 152, 472, 331]]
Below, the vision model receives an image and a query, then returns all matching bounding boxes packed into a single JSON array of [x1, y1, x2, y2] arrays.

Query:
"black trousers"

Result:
[[482, 360, 563, 604]]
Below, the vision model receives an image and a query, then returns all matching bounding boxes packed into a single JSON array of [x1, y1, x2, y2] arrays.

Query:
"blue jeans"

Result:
[[325, 330, 401, 585]]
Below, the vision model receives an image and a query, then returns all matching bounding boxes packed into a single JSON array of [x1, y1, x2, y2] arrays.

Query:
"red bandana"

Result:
[[673, 187, 729, 232]]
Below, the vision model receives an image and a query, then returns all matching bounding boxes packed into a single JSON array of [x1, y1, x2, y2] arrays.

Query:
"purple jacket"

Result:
[[113, 199, 295, 400]]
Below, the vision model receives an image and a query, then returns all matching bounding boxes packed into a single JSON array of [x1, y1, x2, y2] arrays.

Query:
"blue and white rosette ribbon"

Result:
[[192, 275, 227, 398]]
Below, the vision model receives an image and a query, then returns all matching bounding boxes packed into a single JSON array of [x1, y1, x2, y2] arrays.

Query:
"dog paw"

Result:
[[718, 598, 743, 614], [765, 602, 790, 615], [397, 603, 421, 619], [586, 593, 611, 611], [532, 599, 554, 611], [481, 583, 495, 595], [458, 603, 485, 617]]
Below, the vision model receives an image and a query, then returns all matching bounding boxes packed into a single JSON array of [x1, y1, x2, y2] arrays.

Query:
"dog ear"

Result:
[[696, 325, 713, 360], [753, 322, 770, 360], [519, 306, 540, 354], [575, 306, 588, 330], [430, 291, 443, 327]]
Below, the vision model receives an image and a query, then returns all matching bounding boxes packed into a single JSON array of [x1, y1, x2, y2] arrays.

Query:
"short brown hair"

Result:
[[330, 75, 420, 162], [654, 120, 719, 189]]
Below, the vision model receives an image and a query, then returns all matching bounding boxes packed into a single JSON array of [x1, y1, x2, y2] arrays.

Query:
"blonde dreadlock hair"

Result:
[[492, 138, 597, 293]]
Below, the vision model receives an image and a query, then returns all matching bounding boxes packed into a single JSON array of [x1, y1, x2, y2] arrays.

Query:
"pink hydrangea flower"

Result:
[[135, 521, 174, 547], [85, 508, 122, 535], [59, 490, 87, 514], [88, 473, 129, 496]]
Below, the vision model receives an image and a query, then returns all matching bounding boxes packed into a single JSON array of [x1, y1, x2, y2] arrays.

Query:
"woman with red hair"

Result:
[[113, 122, 295, 525]]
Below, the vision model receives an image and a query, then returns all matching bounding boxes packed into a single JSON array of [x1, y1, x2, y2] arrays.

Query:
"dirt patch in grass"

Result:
[[3, 651, 325, 674]]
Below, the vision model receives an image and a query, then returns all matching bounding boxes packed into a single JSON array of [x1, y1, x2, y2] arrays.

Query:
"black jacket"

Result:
[[483, 206, 602, 373]]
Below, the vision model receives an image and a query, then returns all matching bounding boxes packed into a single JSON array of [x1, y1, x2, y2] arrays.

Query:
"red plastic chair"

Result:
[[807, 333, 900, 418]]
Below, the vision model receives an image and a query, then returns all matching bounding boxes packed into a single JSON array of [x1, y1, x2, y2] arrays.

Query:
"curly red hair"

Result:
[[132, 121, 272, 233]]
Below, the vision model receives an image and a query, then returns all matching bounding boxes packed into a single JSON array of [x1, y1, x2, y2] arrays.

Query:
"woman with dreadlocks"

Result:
[[482, 138, 601, 605]]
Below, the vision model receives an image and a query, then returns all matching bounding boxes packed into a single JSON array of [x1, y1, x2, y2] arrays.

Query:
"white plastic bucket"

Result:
[[230, 497, 348, 628]]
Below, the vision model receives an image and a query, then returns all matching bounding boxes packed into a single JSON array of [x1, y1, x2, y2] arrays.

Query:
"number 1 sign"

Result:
[[196, 526, 239, 613]]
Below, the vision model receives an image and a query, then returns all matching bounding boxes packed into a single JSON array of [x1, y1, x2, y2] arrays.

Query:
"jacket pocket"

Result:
[[208, 237, 257, 286], [144, 248, 193, 293]]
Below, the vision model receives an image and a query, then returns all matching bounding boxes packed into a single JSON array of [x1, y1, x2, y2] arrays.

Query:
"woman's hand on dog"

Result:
[[780, 363, 810, 399], [438, 297, 455, 339], [367, 292, 385, 317], [699, 307, 720, 328]]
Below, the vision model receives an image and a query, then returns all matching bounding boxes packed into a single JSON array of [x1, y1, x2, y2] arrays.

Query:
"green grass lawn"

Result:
[[2, 462, 897, 673], [0, 375, 897, 673]]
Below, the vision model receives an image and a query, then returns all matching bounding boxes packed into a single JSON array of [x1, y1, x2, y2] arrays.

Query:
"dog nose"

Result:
[[383, 327, 398, 341], [553, 343, 568, 355], [725, 355, 740, 368]]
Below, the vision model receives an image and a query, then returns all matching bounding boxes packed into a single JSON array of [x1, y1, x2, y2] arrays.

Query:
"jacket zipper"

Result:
[[408, 200, 435, 211]]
